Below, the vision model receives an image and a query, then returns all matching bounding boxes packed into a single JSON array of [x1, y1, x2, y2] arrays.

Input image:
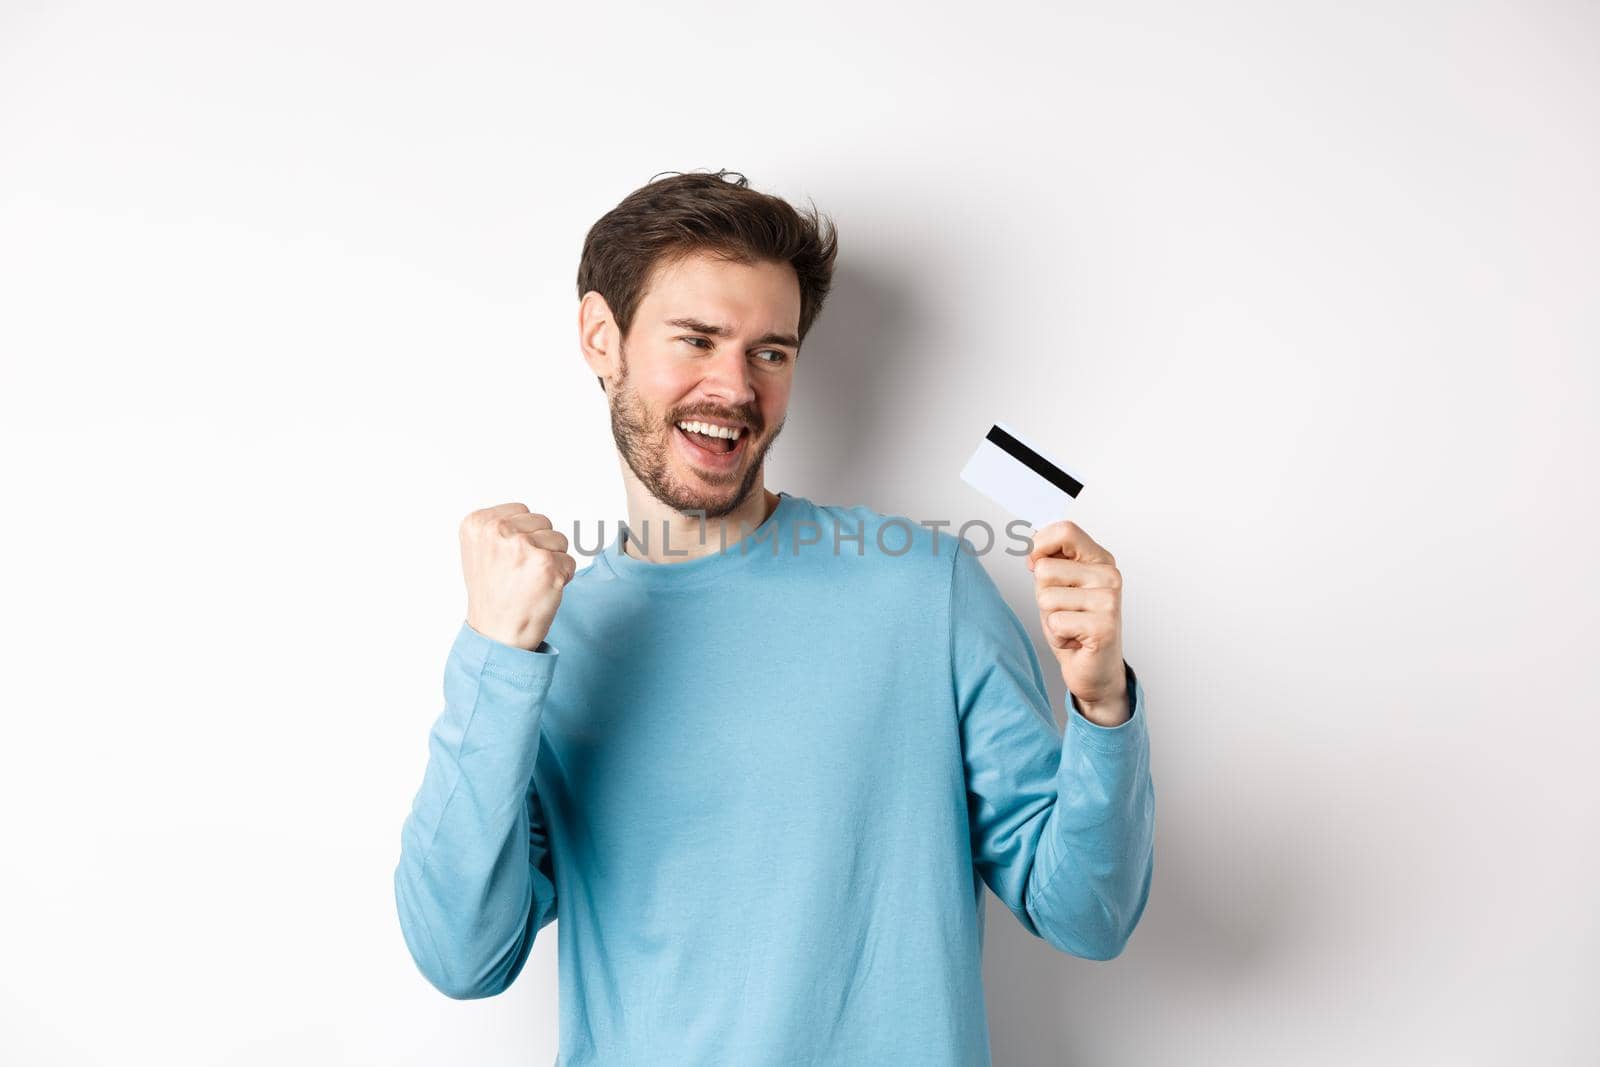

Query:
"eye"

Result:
[[754, 349, 789, 364], [681, 336, 711, 349]]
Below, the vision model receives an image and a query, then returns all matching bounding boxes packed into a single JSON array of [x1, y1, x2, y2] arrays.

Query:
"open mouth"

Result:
[[673, 418, 749, 465]]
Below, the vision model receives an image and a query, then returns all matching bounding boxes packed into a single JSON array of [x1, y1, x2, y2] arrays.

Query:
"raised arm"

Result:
[[950, 538, 1155, 960], [393, 502, 577, 997]]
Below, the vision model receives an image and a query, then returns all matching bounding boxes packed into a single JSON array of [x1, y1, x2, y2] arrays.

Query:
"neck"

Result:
[[618, 474, 779, 564]]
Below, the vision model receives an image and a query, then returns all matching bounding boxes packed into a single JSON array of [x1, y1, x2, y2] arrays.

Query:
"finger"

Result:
[[1037, 585, 1118, 615], [1031, 557, 1121, 589], [479, 502, 532, 518], [544, 549, 576, 584], [500, 512, 554, 535], [1026, 520, 1114, 567], [529, 527, 569, 552], [1045, 608, 1116, 646]]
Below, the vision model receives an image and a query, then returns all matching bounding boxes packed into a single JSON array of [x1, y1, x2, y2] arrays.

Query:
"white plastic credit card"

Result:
[[959, 421, 1085, 531]]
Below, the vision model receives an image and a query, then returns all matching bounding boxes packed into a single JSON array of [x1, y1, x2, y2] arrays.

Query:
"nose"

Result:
[[698, 343, 757, 408]]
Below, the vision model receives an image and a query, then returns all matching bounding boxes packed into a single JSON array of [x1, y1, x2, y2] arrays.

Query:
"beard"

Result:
[[606, 340, 785, 520]]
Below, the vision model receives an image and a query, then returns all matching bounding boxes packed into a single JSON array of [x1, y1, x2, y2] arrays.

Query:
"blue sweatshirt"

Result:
[[394, 490, 1154, 1066]]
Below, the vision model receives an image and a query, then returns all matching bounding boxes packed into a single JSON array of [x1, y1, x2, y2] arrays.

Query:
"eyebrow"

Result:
[[666, 317, 799, 350]]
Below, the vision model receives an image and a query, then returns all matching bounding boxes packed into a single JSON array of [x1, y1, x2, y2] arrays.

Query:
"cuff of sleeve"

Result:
[[454, 619, 560, 686], [1066, 660, 1146, 751]]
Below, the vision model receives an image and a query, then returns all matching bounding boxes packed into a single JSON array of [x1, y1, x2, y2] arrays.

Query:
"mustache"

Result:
[[669, 409, 762, 433]]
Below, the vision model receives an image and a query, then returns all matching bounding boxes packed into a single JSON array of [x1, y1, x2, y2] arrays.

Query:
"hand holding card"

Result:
[[961, 421, 1128, 724], [1025, 518, 1129, 724]]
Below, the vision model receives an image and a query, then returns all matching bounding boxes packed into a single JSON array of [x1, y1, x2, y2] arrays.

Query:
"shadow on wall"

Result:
[[984, 788, 1305, 1064], [769, 256, 932, 507]]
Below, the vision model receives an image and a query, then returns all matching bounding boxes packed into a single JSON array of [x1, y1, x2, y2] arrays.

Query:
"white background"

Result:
[[3, 2, 1596, 1064]]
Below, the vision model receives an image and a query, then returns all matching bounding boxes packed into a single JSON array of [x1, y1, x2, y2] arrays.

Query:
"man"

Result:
[[394, 169, 1155, 1066]]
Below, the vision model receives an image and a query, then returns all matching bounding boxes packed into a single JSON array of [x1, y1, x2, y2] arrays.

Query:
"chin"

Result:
[[670, 478, 745, 517], [661, 462, 753, 514]]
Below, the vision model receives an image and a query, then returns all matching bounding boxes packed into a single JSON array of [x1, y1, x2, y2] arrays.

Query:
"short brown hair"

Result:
[[577, 168, 839, 393]]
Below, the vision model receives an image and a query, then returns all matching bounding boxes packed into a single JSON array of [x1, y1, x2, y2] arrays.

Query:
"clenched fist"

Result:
[[1026, 519, 1130, 727], [460, 503, 577, 651]]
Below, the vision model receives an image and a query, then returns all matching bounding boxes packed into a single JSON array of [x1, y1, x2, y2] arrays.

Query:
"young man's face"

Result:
[[597, 251, 801, 519]]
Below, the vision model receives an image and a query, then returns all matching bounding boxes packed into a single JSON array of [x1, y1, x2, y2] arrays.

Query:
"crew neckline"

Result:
[[598, 490, 804, 589]]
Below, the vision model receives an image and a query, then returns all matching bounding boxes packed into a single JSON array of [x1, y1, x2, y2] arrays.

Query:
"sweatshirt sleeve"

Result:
[[949, 542, 1155, 961], [393, 620, 561, 998]]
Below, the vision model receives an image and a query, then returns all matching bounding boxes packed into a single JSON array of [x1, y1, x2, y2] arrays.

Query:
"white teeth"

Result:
[[677, 420, 743, 441]]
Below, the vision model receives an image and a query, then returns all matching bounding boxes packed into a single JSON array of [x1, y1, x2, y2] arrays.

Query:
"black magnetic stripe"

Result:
[[985, 425, 1083, 498]]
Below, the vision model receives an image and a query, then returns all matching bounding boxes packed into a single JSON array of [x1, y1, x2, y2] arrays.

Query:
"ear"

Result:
[[579, 290, 621, 387]]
